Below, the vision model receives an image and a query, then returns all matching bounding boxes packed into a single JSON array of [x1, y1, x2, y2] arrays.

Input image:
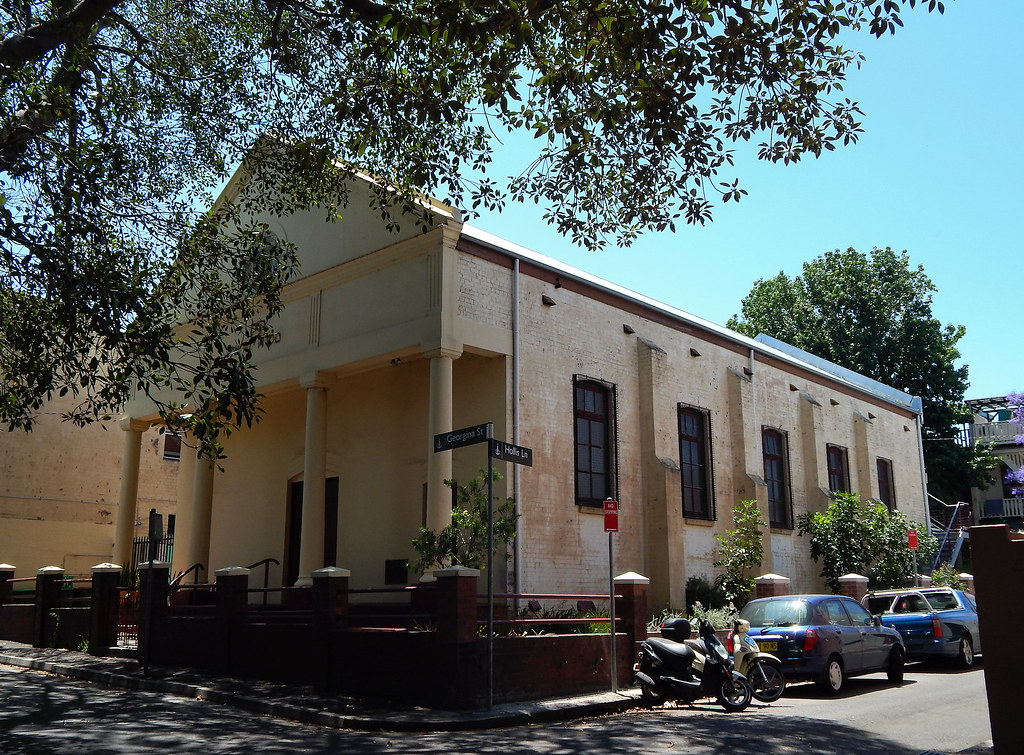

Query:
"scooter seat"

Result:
[[646, 637, 697, 662], [684, 638, 706, 653]]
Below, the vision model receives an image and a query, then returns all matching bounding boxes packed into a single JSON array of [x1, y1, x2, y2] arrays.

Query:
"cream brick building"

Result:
[[108, 172, 928, 609], [0, 401, 179, 575]]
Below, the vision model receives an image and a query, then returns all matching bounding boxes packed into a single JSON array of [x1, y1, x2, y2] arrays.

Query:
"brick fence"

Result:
[[0, 563, 649, 709]]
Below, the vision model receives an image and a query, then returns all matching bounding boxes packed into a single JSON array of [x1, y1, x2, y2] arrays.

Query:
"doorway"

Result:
[[285, 476, 339, 586]]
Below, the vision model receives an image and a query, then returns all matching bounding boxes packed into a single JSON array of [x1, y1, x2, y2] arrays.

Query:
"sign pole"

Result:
[[608, 528, 616, 693], [604, 498, 619, 693], [434, 422, 530, 710], [908, 528, 919, 586]]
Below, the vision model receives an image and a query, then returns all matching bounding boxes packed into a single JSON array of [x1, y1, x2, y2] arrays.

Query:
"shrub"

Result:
[[685, 574, 728, 614], [410, 469, 517, 572], [930, 563, 964, 590], [714, 499, 766, 606]]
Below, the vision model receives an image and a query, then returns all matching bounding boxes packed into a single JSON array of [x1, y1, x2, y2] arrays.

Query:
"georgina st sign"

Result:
[[433, 422, 491, 452]]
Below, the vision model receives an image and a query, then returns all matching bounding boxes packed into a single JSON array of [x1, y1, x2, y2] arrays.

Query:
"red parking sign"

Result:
[[604, 499, 619, 532], [908, 529, 919, 550]]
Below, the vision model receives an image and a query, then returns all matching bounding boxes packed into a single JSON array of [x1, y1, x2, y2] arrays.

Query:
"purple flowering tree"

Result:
[[1007, 391, 1024, 496]]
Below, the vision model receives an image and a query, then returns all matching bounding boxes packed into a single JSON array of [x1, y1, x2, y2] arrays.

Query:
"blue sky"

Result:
[[469, 1, 1022, 402]]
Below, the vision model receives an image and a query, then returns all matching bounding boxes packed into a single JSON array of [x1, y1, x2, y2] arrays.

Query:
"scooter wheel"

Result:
[[749, 660, 786, 703], [640, 681, 667, 706], [716, 676, 752, 712]]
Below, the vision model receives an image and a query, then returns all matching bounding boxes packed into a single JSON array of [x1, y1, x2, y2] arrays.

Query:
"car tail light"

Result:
[[726, 635, 734, 653], [803, 628, 819, 653], [932, 617, 943, 639]]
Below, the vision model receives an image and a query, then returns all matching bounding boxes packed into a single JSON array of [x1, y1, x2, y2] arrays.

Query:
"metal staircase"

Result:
[[929, 497, 972, 570]]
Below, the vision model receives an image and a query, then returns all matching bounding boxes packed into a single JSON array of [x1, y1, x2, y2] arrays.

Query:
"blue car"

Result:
[[862, 587, 981, 667], [738, 594, 906, 694]]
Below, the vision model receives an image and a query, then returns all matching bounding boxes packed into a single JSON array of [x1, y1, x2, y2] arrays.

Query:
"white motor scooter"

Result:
[[730, 618, 786, 702]]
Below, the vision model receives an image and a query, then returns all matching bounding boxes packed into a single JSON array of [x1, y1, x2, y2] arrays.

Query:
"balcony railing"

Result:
[[980, 498, 1024, 519], [970, 421, 1023, 445]]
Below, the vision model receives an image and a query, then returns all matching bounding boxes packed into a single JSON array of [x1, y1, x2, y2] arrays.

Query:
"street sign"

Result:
[[908, 529, 919, 550], [433, 422, 491, 452], [604, 499, 619, 532], [489, 439, 534, 466]]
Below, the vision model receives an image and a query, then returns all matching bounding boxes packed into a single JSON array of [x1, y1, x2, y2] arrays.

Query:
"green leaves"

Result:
[[797, 492, 937, 591], [713, 499, 767, 605], [410, 469, 519, 573], [728, 247, 978, 503], [1, 0, 943, 445]]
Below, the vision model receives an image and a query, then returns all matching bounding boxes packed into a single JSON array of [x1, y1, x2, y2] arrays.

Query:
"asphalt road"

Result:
[[0, 660, 991, 754]]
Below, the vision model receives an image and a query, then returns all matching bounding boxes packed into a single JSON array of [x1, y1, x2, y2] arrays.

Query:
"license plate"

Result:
[[756, 641, 778, 652]]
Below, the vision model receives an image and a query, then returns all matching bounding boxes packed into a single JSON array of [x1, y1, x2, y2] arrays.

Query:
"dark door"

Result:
[[285, 477, 339, 586]]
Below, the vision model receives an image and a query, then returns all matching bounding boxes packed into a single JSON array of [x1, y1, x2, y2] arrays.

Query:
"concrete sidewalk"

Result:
[[0, 641, 640, 733]]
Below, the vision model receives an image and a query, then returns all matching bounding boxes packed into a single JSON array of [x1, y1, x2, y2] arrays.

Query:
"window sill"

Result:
[[770, 526, 794, 535], [683, 516, 715, 527]]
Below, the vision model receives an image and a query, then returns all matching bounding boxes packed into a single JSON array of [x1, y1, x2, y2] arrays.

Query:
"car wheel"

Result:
[[886, 647, 905, 683], [956, 635, 974, 669], [816, 655, 845, 694]]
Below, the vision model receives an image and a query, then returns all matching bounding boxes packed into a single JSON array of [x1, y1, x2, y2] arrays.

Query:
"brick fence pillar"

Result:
[[312, 567, 350, 689], [89, 563, 122, 654], [908, 574, 932, 588], [0, 564, 14, 605], [215, 566, 250, 675], [959, 573, 975, 593], [614, 572, 649, 687], [33, 566, 65, 648], [435, 566, 480, 708], [838, 573, 868, 602], [970, 524, 1024, 755], [137, 562, 171, 665], [410, 575, 437, 621], [754, 573, 790, 599]]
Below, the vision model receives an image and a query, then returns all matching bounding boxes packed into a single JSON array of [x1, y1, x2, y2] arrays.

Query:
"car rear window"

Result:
[[739, 599, 810, 628], [924, 592, 960, 611], [865, 596, 894, 614]]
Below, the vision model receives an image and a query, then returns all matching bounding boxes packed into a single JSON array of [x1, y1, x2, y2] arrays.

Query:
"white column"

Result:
[[171, 440, 197, 579], [296, 372, 331, 585], [425, 348, 462, 532], [113, 418, 148, 566], [187, 454, 215, 579]]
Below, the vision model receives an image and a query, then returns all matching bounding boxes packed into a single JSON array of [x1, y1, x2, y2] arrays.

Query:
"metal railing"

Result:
[[969, 421, 1022, 444], [980, 498, 1024, 519]]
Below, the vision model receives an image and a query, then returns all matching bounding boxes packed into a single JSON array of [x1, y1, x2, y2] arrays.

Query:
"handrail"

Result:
[[245, 558, 280, 606], [490, 592, 621, 601], [169, 563, 205, 588], [933, 502, 967, 570], [483, 616, 622, 626]]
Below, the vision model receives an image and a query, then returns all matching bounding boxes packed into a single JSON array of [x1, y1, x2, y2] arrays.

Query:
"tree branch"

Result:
[[0, 0, 124, 70]]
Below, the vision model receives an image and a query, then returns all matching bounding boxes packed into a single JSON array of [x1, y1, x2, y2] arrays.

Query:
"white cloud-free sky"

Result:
[[469, 0, 1022, 401]]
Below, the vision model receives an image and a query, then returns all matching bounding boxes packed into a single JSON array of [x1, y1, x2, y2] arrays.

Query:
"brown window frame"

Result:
[[876, 457, 896, 509], [826, 444, 850, 494], [679, 404, 715, 520], [763, 427, 793, 529], [162, 432, 182, 461], [573, 377, 616, 509]]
